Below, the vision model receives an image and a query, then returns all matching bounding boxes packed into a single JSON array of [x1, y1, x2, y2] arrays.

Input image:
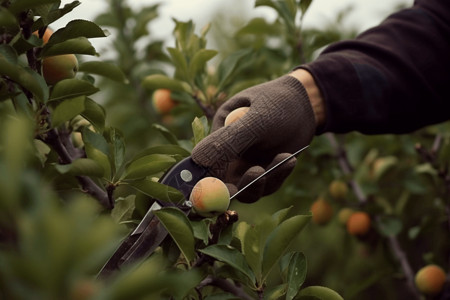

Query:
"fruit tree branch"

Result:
[[327, 132, 420, 298], [198, 276, 254, 300], [43, 128, 112, 210]]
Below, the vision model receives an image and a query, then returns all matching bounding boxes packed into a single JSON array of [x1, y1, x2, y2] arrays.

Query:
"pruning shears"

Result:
[[97, 145, 309, 279]]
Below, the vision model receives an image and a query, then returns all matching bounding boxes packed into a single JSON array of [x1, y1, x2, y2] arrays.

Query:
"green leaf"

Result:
[[376, 215, 403, 237], [111, 195, 135, 224], [192, 116, 209, 146], [82, 127, 109, 155], [46, 19, 107, 45], [235, 221, 262, 280], [154, 207, 196, 264], [105, 128, 125, 178], [189, 49, 217, 78], [142, 74, 188, 92], [78, 61, 128, 83], [132, 145, 190, 162], [0, 7, 19, 32], [49, 79, 99, 102], [0, 45, 47, 101], [152, 124, 179, 145], [199, 245, 256, 285], [9, 0, 59, 14], [129, 179, 184, 204], [32, 1, 81, 31], [297, 286, 343, 300], [54, 158, 104, 177], [81, 97, 105, 132], [217, 48, 253, 90], [191, 219, 210, 244], [51, 95, 85, 127], [286, 252, 307, 300], [42, 37, 98, 57], [124, 154, 176, 180], [84, 143, 111, 179], [272, 206, 293, 225], [265, 284, 288, 300], [262, 214, 311, 279], [299, 0, 313, 17]]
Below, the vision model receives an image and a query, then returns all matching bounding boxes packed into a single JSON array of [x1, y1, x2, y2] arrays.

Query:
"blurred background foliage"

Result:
[[0, 0, 449, 299]]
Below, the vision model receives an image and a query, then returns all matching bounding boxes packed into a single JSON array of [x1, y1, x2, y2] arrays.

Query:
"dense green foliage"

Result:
[[0, 0, 448, 299]]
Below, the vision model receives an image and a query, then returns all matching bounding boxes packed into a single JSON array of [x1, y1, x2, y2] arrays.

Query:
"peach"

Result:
[[42, 54, 78, 85], [328, 179, 348, 200], [310, 197, 333, 225], [415, 264, 447, 296], [152, 89, 177, 114], [346, 211, 371, 236], [224, 107, 249, 126], [189, 177, 230, 217]]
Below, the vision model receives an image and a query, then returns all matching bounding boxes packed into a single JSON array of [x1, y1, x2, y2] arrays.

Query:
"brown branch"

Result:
[[325, 133, 367, 203], [198, 275, 254, 300], [43, 128, 112, 210], [327, 132, 420, 298], [385, 235, 421, 300], [192, 93, 215, 121]]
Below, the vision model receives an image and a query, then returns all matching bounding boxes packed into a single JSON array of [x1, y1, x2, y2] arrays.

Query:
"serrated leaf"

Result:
[[51, 95, 85, 127], [78, 61, 128, 83], [286, 252, 307, 300], [154, 207, 196, 264], [129, 179, 184, 203], [42, 37, 98, 57], [81, 97, 105, 132], [262, 214, 311, 280], [200, 245, 256, 285], [142, 74, 188, 92], [54, 158, 104, 177], [124, 154, 176, 180]]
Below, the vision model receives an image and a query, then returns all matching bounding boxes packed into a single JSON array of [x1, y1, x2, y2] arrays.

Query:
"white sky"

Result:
[[55, 0, 412, 53]]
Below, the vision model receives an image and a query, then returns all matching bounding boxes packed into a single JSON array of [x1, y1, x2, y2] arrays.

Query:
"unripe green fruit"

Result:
[[415, 264, 447, 296], [298, 286, 344, 300], [337, 207, 355, 226], [43, 54, 78, 85], [329, 179, 348, 200], [189, 177, 230, 217], [224, 107, 249, 126], [310, 197, 333, 225]]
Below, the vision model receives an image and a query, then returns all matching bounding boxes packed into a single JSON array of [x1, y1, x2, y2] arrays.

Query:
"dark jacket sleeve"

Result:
[[301, 0, 450, 134]]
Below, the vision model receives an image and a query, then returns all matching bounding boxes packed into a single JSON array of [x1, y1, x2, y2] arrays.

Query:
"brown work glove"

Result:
[[191, 75, 316, 203]]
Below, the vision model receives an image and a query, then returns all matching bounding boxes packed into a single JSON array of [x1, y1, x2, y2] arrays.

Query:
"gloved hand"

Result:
[[191, 75, 316, 203]]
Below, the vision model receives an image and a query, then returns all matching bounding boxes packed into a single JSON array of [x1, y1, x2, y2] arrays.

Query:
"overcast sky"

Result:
[[56, 0, 412, 53]]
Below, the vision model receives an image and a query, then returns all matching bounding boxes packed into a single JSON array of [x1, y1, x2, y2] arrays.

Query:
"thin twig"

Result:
[[327, 132, 420, 298], [198, 275, 254, 300]]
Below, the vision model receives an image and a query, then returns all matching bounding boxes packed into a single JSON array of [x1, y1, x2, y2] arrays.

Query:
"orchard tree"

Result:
[[0, 0, 449, 300]]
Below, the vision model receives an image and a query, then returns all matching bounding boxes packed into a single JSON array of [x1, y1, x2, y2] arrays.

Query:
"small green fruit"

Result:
[[189, 177, 230, 217], [298, 286, 344, 300], [329, 179, 348, 200]]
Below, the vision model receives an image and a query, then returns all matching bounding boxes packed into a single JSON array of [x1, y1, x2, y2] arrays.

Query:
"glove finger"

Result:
[[211, 96, 252, 131], [233, 165, 266, 203], [225, 183, 238, 199], [262, 153, 297, 196]]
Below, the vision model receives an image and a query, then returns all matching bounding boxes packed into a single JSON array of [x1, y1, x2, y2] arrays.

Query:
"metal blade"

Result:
[[230, 145, 309, 200]]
